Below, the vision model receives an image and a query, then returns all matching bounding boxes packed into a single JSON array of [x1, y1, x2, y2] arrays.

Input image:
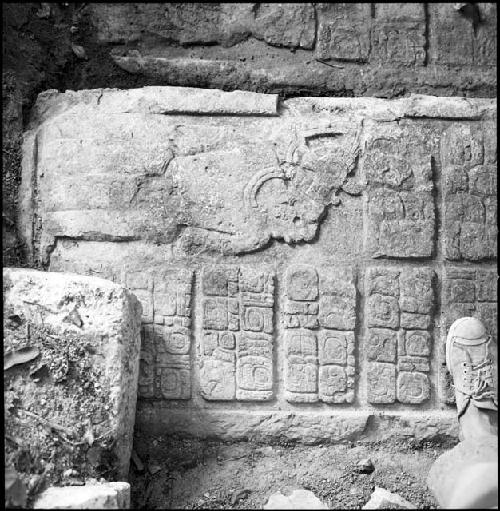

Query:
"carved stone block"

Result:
[[367, 363, 396, 403], [367, 328, 398, 363], [397, 372, 431, 404], [315, 4, 371, 62], [367, 189, 435, 258], [286, 265, 319, 301], [285, 265, 357, 404], [367, 294, 400, 329], [442, 124, 497, 261], [200, 358, 236, 400], [366, 266, 435, 405], [201, 266, 274, 402]]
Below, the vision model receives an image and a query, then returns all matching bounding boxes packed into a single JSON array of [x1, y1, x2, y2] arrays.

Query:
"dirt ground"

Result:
[[129, 435, 453, 509]]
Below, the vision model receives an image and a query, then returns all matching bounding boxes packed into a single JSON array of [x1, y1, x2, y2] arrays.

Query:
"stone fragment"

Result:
[[355, 458, 375, 474], [34, 482, 130, 509], [264, 489, 329, 510], [3, 269, 142, 480], [363, 487, 416, 509]]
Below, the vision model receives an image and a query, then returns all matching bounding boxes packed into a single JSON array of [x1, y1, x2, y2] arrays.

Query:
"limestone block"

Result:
[[34, 482, 130, 509], [474, 3, 497, 66], [366, 267, 435, 405], [284, 266, 357, 404], [429, 3, 474, 65], [253, 3, 316, 49], [3, 268, 142, 481], [371, 4, 426, 65], [264, 489, 328, 510], [315, 3, 371, 62], [200, 265, 275, 401], [441, 123, 497, 261]]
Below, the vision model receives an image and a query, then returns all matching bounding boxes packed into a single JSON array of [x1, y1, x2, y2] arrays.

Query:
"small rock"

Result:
[[131, 450, 144, 472], [355, 458, 375, 474], [231, 489, 250, 505], [71, 45, 87, 60], [264, 489, 328, 510], [148, 463, 162, 475], [362, 487, 417, 509], [36, 3, 51, 18]]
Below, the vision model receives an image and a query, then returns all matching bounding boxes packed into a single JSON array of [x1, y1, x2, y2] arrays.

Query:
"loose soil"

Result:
[[129, 435, 451, 509]]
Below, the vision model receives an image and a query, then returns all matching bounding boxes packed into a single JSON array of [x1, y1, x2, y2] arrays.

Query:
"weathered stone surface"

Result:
[[17, 87, 497, 440], [264, 489, 328, 510], [253, 4, 316, 49], [366, 267, 434, 404], [89, 3, 317, 51], [363, 487, 416, 509], [315, 3, 372, 62], [441, 123, 497, 261], [134, 407, 459, 443], [285, 266, 356, 404], [200, 265, 274, 401], [3, 268, 142, 481], [34, 482, 130, 509]]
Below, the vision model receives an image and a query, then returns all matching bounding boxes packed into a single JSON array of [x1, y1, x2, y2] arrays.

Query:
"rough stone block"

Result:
[[253, 3, 316, 49], [34, 482, 130, 509], [371, 21, 426, 65], [429, 4, 474, 65], [3, 268, 142, 481], [315, 3, 371, 62]]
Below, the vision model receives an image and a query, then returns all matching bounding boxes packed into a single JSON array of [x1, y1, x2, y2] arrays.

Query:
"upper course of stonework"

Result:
[[20, 87, 496, 265]]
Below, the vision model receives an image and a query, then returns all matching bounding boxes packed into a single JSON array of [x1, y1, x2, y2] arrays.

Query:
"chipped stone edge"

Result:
[[134, 407, 459, 443]]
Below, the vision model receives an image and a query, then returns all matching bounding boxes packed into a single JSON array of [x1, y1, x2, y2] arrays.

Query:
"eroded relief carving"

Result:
[[284, 265, 357, 404], [200, 265, 274, 401], [364, 125, 435, 259], [125, 268, 194, 399], [366, 267, 435, 404], [441, 123, 497, 261]]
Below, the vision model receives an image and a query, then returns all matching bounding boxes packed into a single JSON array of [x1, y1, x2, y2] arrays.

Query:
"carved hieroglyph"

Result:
[[124, 268, 194, 399], [200, 266, 274, 401], [366, 267, 435, 404], [284, 265, 356, 403]]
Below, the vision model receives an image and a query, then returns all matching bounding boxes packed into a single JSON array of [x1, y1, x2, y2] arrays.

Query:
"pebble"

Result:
[[355, 458, 375, 474]]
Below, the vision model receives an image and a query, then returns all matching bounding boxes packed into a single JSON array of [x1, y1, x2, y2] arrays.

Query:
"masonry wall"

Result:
[[2, 3, 498, 266], [18, 88, 497, 442]]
